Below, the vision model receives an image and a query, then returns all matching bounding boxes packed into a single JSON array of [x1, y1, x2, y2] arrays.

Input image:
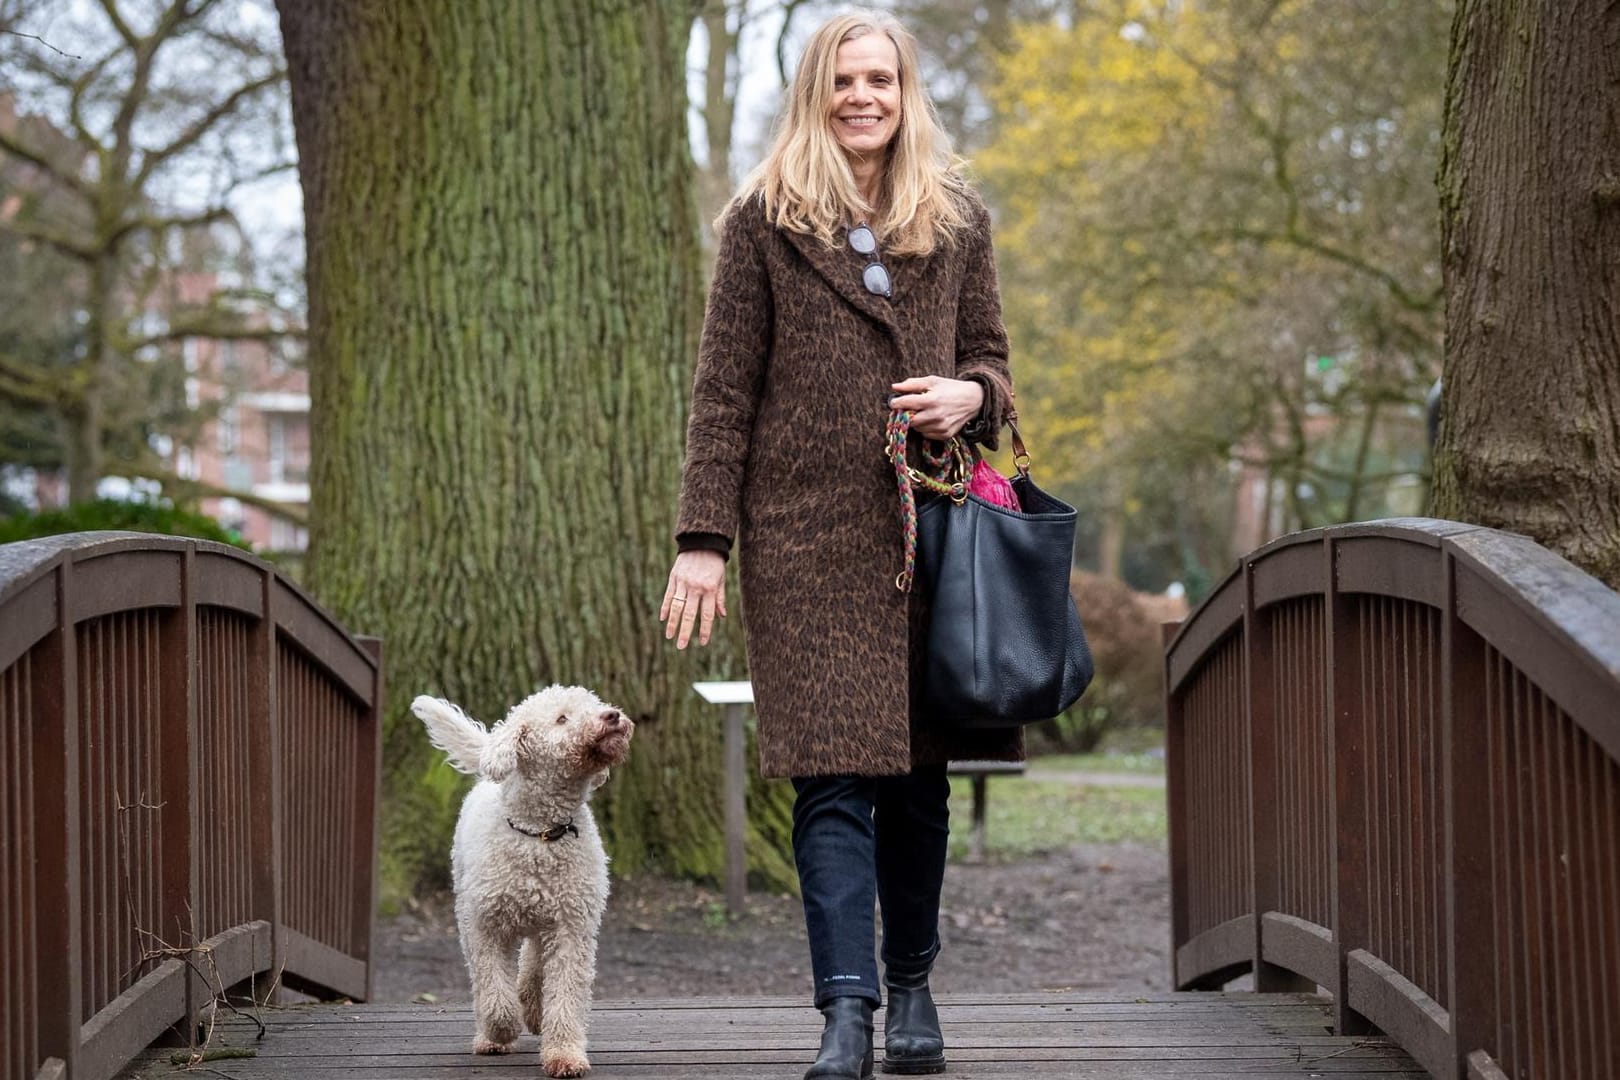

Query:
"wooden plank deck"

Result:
[[115, 993, 1427, 1079]]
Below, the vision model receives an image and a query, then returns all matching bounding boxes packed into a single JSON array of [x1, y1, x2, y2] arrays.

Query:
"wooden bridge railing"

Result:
[[0, 532, 383, 1080], [1164, 518, 1620, 1080]]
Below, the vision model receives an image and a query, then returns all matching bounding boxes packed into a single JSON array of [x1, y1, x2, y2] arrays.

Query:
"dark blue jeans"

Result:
[[791, 767, 951, 1007]]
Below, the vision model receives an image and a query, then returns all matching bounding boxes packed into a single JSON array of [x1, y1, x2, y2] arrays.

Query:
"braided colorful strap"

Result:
[[887, 409, 967, 592]]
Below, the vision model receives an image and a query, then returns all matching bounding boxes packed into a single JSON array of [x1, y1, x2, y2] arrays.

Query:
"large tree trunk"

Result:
[[1434, 1, 1620, 589], [277, 1, 794, 893]]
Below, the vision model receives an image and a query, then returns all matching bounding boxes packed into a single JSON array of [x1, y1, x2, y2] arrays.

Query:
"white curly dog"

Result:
[[411, 686, 634, 1077]]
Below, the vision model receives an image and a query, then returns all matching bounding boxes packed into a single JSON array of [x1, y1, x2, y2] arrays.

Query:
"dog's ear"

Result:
[[412, 695, 487, 776], [587, 768, 611, 796], [481, 724, 521, 782]]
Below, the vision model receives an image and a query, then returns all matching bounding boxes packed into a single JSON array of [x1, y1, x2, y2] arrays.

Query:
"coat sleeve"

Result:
[[675, 202, 773, 546], [954, 196, 1015, 452]]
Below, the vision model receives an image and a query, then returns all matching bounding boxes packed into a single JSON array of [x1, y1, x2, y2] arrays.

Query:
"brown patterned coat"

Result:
[[676, 187, 1023, 778]]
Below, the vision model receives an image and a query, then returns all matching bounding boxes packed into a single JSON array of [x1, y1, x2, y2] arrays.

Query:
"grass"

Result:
[[945, 777, 1166, 861], [1029, 750, 1165, 776]]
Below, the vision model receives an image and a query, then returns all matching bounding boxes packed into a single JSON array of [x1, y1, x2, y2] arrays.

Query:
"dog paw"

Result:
[[473, 1038, 517, 1055], [543, 1049, 590, 1077], [485, 1011, 522, 1046]]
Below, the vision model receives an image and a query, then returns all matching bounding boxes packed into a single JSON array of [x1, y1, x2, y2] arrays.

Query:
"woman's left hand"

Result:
[[890, 375, 984, 440]]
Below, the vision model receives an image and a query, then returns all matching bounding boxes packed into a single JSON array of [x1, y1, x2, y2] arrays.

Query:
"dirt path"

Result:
[[373, 839, 1170, 1004]]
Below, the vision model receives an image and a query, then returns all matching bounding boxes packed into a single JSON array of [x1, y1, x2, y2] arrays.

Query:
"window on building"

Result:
[[268, 414, 285, 484], [219, 406, 240, 457], [269, 517, 308, 553]]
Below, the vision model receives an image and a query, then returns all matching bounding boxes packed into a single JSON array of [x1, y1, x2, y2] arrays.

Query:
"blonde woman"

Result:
[[661, 10, 1018, 1078]]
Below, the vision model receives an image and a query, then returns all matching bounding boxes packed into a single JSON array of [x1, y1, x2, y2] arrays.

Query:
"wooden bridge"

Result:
[[2, 522, 1616, 1080]]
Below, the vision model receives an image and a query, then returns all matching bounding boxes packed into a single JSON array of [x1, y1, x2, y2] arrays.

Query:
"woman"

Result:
[[661, 11, 1019, 1079]]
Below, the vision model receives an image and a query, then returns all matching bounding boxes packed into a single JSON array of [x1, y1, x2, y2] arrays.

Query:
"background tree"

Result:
[[976, 0, 1451, 589], [277, 0, 795, 896], [689, 1, 837, 234], [0, 95, 80, 499], [0, 0, 297, 504], [1433, 1, 1620, 590], [890, 0, 1060, 152], [694, 0, 745, 231]]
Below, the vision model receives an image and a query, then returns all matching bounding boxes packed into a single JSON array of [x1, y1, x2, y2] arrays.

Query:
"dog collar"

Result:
[[507, 816, 579, 842]]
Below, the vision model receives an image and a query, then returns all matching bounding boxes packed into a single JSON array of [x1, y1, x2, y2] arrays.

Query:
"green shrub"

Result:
[[0, 499, 251, 549], [379, 757, 470, 911]]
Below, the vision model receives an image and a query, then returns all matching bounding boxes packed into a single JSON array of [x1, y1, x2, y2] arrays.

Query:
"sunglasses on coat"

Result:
[[848, 223, 892, 298]]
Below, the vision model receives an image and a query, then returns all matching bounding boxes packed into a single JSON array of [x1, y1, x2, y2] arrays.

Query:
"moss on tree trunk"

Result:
[[277, 0, 794, 896], [1434, 1, 1620, 589]]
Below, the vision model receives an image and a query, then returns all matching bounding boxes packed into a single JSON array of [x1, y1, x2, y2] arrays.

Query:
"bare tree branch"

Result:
[[1250, 0, 1289, 33], [0, 28, 83, 59], [68, 48, 121, 148], [96, 0, 140, 48], [105, 0, 197, 179], [106, 205, 233, 250], [776, 0, 812, 86], [122, 320, 300, 353], [1197, 228, 1441, 312], [0, 127, 90, 199], [135, 70, 286, 185], [124, 461, 308, 526], [219, 158, 298, 195], [0, 373, 55, 407], [0, 353, 70, 407], [0, 215, 97, 260]]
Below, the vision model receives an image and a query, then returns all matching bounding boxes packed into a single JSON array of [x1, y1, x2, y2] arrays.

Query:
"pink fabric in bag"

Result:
[[967, 458, 1021, 511]]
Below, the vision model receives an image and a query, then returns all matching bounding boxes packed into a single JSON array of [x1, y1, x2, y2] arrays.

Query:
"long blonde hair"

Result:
[[732, 10, 969, 257]]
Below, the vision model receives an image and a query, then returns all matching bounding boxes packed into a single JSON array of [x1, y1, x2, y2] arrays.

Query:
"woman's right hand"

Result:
[[661, 551, 728, 649]]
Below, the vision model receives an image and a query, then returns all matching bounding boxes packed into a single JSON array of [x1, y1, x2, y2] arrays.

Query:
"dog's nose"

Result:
[[600, 709, 624, 727]]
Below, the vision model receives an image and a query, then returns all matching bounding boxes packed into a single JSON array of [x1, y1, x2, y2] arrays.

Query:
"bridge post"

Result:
[[1162, 620, 1188, 989], [354, 636, 385, 1002], [1443, 550, 1492, 1080], [162, 545, 203, 1045], [247, 569, 285, 1005], [1245, 559, 1314, 993], [32, 559, 82, 1076], [1327, 536, 1373, 1035]]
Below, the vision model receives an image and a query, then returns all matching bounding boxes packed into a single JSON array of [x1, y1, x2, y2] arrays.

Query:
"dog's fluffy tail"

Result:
[[411, 695, 488, 776]]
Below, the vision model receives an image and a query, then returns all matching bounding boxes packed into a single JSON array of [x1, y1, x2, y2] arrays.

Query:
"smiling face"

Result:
[[829, 31, 902, 160]]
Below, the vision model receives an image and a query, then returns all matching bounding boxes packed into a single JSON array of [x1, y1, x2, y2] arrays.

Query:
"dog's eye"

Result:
[[555, 714, 569, 725]]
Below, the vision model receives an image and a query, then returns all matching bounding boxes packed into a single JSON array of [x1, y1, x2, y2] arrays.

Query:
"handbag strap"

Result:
[[886, 409, 967, 593], [1007, 412, 1031, 477], [886, 406, 1034, 592]]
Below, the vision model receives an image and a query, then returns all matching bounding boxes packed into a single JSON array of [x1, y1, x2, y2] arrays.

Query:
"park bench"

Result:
[[693, 682, 1027, 913], [947, 758, 1027, 863]]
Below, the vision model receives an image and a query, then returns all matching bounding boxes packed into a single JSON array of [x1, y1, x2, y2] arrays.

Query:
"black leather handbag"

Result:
[[911, 424, 1094, 727]]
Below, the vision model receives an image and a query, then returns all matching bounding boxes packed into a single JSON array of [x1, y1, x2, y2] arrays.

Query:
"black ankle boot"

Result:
[[881, 968, 945, 1074], [805, 997, 875, 1080]]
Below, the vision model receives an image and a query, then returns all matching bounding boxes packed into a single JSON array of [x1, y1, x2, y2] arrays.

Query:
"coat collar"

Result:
[[781, 225, 900, 336]]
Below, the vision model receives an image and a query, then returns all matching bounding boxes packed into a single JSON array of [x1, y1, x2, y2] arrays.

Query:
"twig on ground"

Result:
[[167, 1048, 256, 1065], [113, 789, 268, 1068]]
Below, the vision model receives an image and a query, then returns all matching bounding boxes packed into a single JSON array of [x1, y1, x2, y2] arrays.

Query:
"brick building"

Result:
[[170, 272, 309, 552]]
